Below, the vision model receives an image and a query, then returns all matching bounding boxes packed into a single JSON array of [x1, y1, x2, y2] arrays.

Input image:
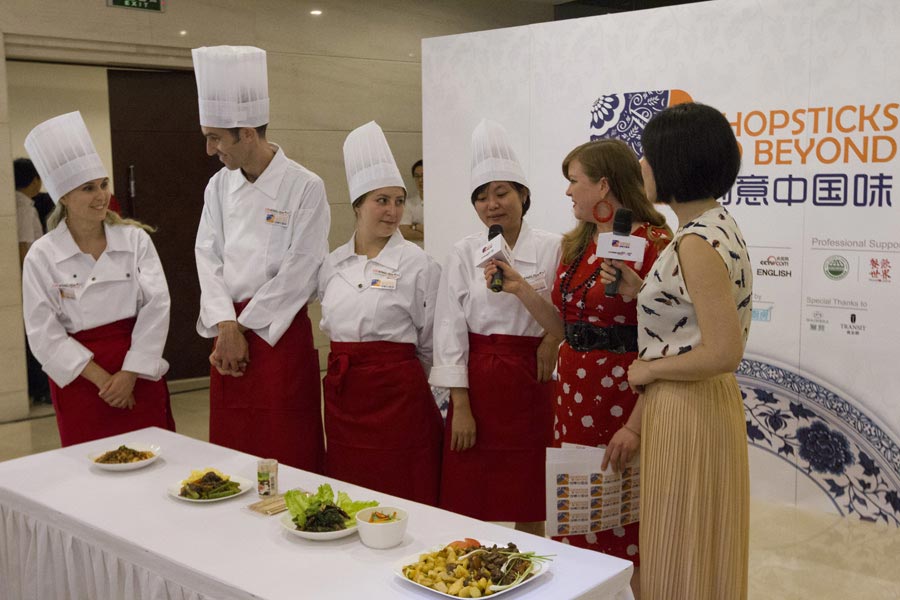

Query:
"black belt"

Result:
[[564, 323, 638, 354]]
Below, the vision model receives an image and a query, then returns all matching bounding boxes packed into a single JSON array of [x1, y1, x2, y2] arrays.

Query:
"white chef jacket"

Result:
[[16, 191, 43, 243], [318, 230, 441, 369], [21, 221, 171, 387], [400, 194, 423, 225], [429, 221, 562, 389], [195, 144, 330, 346]]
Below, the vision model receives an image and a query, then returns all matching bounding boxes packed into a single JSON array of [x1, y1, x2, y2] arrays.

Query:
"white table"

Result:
[[0, 428, 634, 600]]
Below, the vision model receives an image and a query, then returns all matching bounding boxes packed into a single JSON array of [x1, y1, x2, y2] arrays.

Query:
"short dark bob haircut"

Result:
[[411, 159, 423, 176], [470, 181, 531, 217], [641, 102, 741, 204], [14, 158, 40, 190]]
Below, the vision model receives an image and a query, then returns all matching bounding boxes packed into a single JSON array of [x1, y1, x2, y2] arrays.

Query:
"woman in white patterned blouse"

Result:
[[601, 102, 753, 600]]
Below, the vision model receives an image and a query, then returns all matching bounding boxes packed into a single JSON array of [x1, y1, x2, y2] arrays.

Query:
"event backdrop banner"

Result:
[[423, 0, 900, 525]]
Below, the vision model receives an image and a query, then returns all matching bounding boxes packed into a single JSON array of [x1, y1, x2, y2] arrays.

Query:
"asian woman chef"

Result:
[[429, 119, 562, 534]]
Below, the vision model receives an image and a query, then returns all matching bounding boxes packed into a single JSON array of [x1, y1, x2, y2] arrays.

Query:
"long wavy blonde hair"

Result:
[[560, 139, 670, 265], [47, 200, 156, 233]]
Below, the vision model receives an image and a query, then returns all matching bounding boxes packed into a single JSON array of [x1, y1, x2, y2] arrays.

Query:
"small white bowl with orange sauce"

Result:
[[355, 506, 408, 549]]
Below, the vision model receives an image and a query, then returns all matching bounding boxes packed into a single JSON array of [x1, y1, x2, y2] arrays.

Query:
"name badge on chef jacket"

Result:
[[54, 282, 82, 300], [369, 267, 400, 290], [264, 208, 290, 227], [524, 271, 548, 293]]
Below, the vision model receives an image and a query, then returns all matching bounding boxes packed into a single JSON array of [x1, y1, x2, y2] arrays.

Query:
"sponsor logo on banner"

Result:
[[804, 309, 829, 332], [804, 295, 868, 333], [589, 89, 694, 157], [868, 257, 893, 282], [841, 313, 867, 336], [752, 305, 773, 322], [751, 293, 774, 323], [757, 255, 792, 278], [823, 255, 850, 280]]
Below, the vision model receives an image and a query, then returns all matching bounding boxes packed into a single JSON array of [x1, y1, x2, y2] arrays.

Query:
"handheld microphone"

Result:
[[488, 224, 504, 293], [604, 208, 633, 297]]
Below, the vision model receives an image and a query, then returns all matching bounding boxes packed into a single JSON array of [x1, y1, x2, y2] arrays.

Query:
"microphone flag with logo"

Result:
[[488, 224, 504, 292], [604, 208, 633, 297]]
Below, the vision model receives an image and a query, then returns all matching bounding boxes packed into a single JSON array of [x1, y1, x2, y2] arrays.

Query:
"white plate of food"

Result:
[[167, 469, 253, 503], [279, 512, 359, 541], [88, 444, 161, 471], [395, 539, 552, 598]]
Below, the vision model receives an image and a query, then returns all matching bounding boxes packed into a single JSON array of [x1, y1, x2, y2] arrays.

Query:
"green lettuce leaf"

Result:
[[286, 485, 377, 529], [284, 489, 312, 528], [312, 483, 335, 505], [336, 490, 378, 525]]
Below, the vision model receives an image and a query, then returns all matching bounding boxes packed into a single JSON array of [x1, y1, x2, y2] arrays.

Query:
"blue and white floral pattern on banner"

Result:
[[589, 90, 671, 158], [738, 357, 900, 526]]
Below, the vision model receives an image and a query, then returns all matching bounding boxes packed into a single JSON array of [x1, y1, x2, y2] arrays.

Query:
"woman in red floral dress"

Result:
[[486, 139, 670, 598]]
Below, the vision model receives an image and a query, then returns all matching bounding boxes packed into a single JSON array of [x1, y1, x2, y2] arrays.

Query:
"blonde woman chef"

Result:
[[22, 111, 174, 446]]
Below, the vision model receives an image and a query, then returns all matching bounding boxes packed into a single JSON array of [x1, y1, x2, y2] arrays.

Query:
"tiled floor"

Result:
[[2, 388, 899, 600], [0, 388, 212, 463]]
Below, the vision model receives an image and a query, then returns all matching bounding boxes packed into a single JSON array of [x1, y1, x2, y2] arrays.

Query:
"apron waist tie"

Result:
[[328, 341, 416, 394]]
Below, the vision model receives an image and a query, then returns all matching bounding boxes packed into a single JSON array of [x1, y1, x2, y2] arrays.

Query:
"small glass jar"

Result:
[[257, 458, 278, 496]]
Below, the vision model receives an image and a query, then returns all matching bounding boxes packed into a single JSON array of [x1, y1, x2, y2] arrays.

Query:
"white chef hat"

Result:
[[192, 45, 269, 128], [343, 121, 406, 202], [24, 111, 108, 203], [469, 118, 528, 196]]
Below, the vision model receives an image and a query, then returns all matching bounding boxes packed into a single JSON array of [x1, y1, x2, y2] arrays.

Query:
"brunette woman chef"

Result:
[[318, 121, 443, 504], [430, 119, 561, 534], [21, 111, 175, 446]]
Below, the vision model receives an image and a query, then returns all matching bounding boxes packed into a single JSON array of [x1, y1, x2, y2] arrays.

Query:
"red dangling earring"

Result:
[[592, 199, 614, 223]]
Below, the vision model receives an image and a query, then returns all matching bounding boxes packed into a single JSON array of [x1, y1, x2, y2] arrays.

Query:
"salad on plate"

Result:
[[284, 484, 377, 532]]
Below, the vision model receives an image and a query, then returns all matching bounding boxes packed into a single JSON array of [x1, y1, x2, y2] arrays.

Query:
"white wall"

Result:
[[7, 62, 113, 193]]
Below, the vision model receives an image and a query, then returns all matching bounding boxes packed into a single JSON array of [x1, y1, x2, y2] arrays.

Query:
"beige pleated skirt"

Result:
[[639, 373, 750, 600]]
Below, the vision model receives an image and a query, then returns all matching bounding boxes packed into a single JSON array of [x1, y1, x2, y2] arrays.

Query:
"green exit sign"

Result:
[[108, 0, 165, 12]]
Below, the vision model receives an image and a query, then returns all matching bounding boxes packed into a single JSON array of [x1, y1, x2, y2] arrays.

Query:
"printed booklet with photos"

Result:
[[546, 444, 640, 537]]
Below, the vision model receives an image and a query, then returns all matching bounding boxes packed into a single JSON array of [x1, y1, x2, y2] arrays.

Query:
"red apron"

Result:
[[209, 303, 324, 473], [439, 333, 554, 522], [323, 341, 443, 505], [49, 318, 175, 447]]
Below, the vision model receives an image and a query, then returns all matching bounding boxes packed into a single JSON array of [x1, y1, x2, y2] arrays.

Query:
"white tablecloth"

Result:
[[0, 428, 634, 600]]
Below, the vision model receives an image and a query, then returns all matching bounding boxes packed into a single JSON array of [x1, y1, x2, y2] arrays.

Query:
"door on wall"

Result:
[[108, 69, 221, 380]]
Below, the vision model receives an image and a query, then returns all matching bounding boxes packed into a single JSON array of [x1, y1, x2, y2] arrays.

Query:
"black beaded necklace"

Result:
[[559, 243, 605, 324]]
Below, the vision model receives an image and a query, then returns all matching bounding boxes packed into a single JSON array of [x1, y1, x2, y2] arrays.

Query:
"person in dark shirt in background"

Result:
[[13, 158, 51, 405]]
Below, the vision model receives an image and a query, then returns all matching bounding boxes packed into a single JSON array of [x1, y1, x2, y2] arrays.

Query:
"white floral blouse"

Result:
[[637, 205, 752, 361]]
